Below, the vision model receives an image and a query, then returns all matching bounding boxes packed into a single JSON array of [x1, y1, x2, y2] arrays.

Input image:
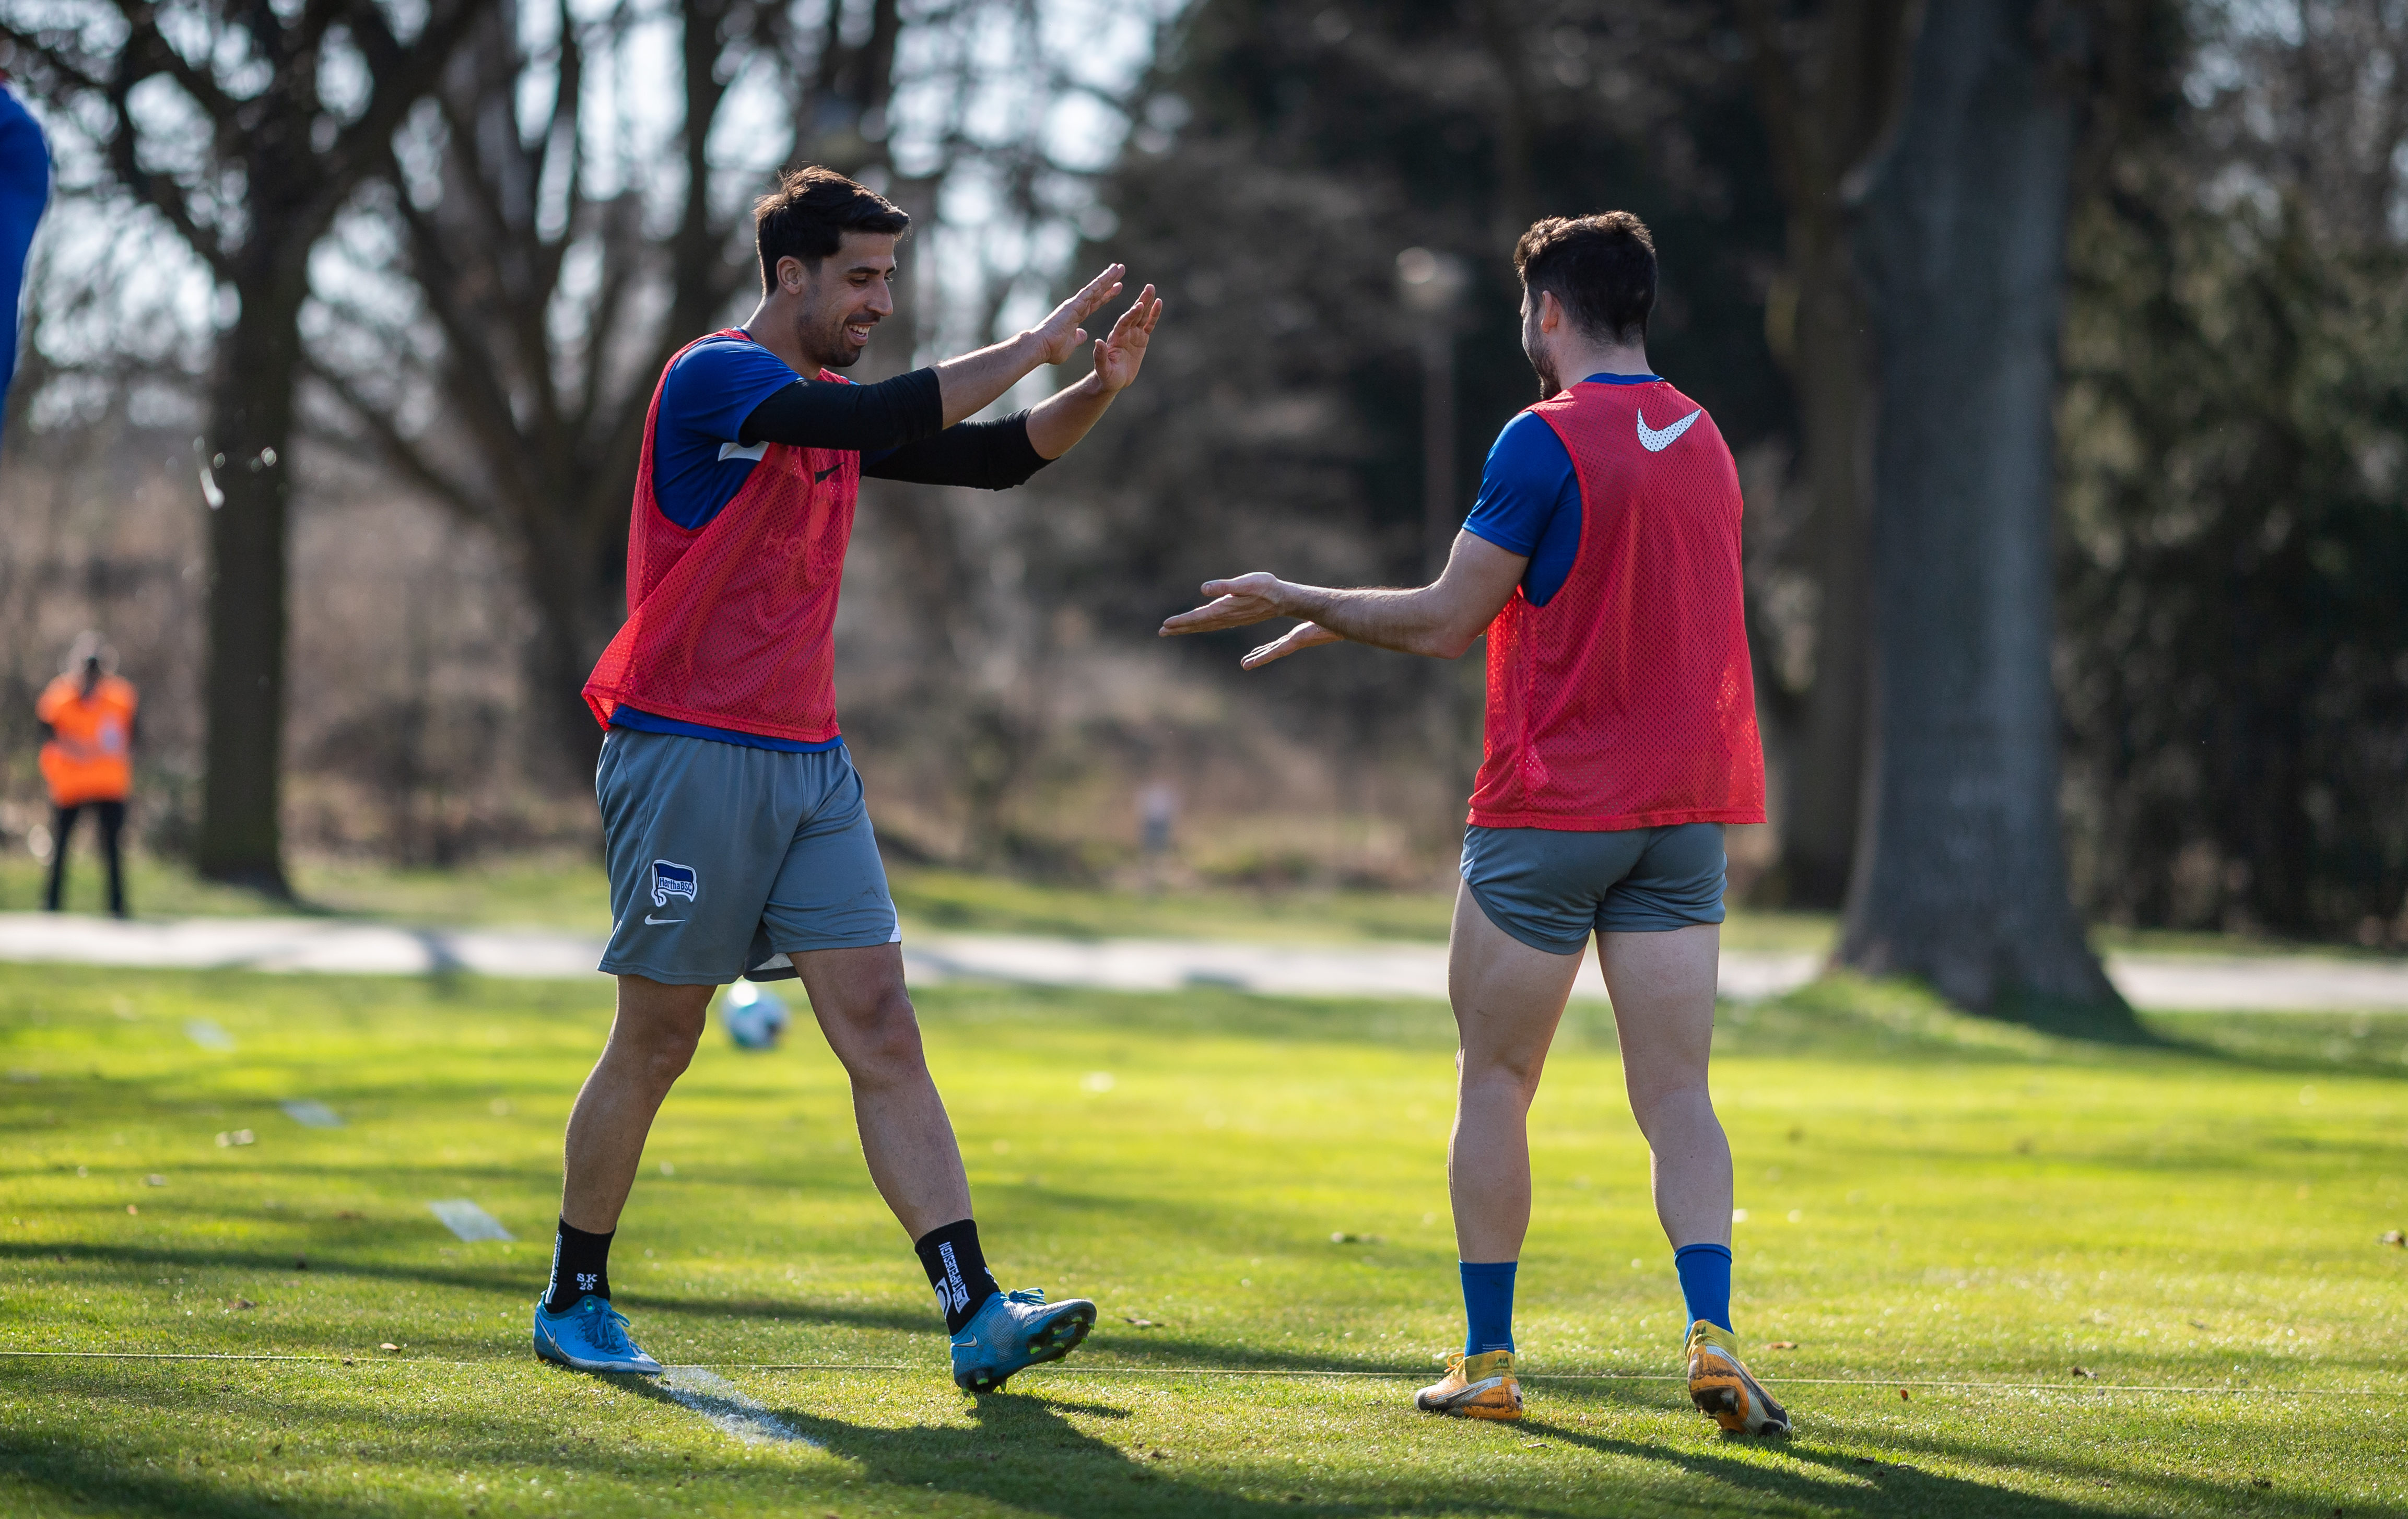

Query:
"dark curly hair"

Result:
[[753, 166, 912, 287], [1513, 212, 1657, 345]]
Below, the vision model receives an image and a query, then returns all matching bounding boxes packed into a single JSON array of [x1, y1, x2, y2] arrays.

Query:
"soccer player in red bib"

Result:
[[536, 166, 1161, 1391], [1162, 213, 1788, 1435]]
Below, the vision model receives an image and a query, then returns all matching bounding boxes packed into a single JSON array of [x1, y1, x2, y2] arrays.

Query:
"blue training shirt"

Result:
[[0, 89, 50, 452], [649, 334, 811, 531], [1460, 372, 1659, 607]]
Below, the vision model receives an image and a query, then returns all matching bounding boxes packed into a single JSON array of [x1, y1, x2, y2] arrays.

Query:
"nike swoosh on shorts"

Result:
[[644, 915, 681, 925]]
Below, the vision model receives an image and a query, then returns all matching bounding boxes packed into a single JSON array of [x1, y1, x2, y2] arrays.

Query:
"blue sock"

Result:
[[1674, 1243, 1733, 1333], [1459, 1260, 1517, 1355]]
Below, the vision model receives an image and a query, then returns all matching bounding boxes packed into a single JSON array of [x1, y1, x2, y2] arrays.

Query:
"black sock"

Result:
[[913, 1218, 999, 1334], [546, 1218, 613, 1312]]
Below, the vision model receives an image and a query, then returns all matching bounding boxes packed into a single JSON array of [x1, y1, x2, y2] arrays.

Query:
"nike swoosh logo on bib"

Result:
[[1636, 406, 1702, 452]]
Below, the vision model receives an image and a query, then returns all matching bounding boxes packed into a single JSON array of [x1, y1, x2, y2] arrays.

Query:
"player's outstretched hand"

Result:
[[1029, 263, 1128, 366], [1239, 621, 1342, 669], [1091, 285, 1163, 395], [1160, 573, 1291, 637]]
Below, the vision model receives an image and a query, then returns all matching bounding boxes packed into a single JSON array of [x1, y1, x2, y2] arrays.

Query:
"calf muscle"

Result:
[[560, 975, 712, 1233]]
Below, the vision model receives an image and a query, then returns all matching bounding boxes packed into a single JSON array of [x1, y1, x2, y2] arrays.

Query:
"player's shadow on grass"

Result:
[[1, 1438, 306, 1519], [1824, 1418, 2340, 1516], [1519, 1416, 2121, 1517], [622, 1377, 1370, 1519]]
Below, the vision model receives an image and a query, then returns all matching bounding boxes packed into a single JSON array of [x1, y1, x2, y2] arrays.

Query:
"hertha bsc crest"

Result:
[[650, 859, 699, 908]]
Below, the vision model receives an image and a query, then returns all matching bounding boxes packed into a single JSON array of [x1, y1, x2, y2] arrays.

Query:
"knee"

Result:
[[613, 1017, 703, 1092], [638, 1037, 699, 1090], [1628, 1077, 1715, 1140], [834, 990, 927, 1085], [1459, 1045, 1547, 1104]]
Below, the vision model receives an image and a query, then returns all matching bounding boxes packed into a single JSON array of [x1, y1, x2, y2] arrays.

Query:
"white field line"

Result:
[[0, 1349, 2384, 1398], [279, 1099, 342, 1129], [656, 1365, 817, 1444], [184, 1019, 235, 1051], [426, 1199, 513, 1242]]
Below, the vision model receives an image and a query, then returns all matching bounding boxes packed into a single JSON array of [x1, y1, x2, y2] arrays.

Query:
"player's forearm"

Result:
[[1277, 583, 1468, 660], [931, 332, 1049, 427], [862, 414, 1050, 490], [1024, 373, 1117, 460]]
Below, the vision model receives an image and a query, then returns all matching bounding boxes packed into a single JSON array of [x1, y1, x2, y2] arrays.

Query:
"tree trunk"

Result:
[[1742, 0, 1916, 910], [1776, 231, 1873, 907], [1839, 0, 2122, 1017], [195, 252, 311, 895], [518, 508, 622, 780]]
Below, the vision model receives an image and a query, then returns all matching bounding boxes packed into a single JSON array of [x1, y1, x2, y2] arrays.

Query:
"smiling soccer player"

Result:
[[1161, 213, 1788, 1435], [536, 166, 1161, 1392]]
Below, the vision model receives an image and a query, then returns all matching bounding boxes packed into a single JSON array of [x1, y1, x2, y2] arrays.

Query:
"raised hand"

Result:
[[1158, 573, 1291, 636], [1090, 285, 1162, 395], [1240, 621, 1343, 669], [1028, 263, 1127, 365]]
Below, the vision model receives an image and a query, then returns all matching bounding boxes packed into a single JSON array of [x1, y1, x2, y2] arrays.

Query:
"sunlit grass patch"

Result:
[[1, 964, 2403, 1515]]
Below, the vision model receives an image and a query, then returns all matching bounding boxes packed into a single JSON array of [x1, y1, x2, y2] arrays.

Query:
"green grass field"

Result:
[[2, 963, 2405, 1517]]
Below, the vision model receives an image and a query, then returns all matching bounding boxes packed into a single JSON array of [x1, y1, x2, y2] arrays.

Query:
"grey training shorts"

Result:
[[1460, 822, 1727, 955], [595, 729, 899, 985]]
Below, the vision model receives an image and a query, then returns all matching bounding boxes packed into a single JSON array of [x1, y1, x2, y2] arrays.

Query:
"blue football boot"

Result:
[[533, 1293, 662, 1375], [950, 1287, 1097, 1392]]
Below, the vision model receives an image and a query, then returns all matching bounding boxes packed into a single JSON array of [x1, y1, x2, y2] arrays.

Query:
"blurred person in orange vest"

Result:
[[37, 632, 136, 917]]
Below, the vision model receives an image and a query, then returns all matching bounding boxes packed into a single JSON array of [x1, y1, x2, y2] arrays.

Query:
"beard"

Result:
[[1527, 345, 1561, 399], [799, 302, 877, 370], [1523, 319, 1560, 399]]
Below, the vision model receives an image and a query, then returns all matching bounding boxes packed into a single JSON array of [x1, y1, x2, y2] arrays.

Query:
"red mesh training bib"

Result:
[[582, 332, 860, 743], [1467, 378, 1766, 831]]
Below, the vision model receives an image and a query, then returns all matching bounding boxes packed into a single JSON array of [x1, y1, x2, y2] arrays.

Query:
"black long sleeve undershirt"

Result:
[[736, 369, 1053, 492], [736, 368, 944, 452], [860, 411, 1050, 491]]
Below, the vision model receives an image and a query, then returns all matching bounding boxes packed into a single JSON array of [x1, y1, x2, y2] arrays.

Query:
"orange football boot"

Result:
[[1685, 1320, 1791, 1435], [1413, 1349, 1524, 1420]]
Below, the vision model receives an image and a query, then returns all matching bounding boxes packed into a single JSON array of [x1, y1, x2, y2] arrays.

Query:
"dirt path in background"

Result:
[[0, 912, 2397, 1011]]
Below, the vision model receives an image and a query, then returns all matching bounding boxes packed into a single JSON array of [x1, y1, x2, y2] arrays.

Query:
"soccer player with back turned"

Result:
[[536, 167, 1161, 1392], [1163, 213, 1788, 1434]]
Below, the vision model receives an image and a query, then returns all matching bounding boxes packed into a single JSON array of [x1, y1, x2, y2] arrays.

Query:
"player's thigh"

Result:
[[594, 731, 794, 985], [1595, 925, 1719, 1092], [1594, 824, 1728, 1098], [1448, 882, 1585, 1080], [758, 745, 901, 958], [790, 941, 920, 1071]]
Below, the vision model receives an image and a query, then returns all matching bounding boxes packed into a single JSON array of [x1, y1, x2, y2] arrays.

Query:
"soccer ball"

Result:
[[721, 980, 791, 1050]]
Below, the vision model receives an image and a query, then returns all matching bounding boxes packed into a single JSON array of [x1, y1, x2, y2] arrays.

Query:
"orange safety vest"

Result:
[[37, 673, 136, 807]]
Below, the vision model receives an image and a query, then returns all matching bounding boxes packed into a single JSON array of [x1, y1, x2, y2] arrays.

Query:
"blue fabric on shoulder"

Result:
[[650, 334, 806, 531], [1459, 373, 1658, 607]]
